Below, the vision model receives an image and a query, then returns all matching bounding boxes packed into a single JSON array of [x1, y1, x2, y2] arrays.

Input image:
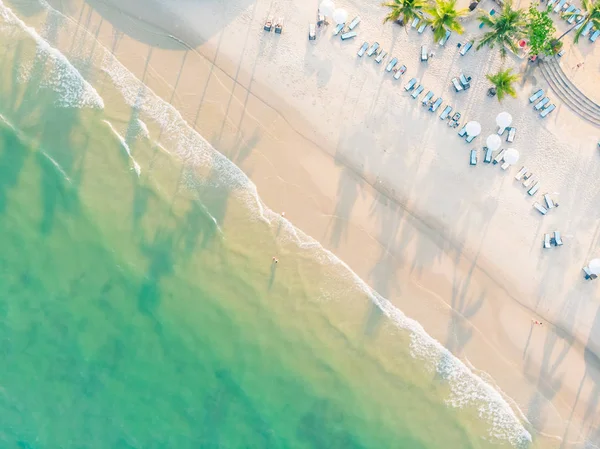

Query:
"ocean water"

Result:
[[0, 1, 539, 447]]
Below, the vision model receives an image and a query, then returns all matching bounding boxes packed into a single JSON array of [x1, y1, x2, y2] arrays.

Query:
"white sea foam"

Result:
[[102, 120, 141, 177], [29, 1, 532, 445], [41, 151, 71, 183], [136, 119, 149, 139], [0, 0, 104, 109]]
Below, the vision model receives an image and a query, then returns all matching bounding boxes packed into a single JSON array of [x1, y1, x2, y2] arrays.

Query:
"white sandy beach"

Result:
[[36, 0, 600, 445]]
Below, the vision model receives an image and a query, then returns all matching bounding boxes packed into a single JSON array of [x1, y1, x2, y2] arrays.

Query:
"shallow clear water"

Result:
[[0, 1, 536, 447]]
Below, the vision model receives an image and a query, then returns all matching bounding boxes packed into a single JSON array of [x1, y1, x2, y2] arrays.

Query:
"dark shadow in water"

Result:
[[0, 125, 28, 214], [268, 262, 277, 290]]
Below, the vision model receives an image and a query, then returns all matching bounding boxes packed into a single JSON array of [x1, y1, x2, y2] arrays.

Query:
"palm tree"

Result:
[[486, 69, 520, 101], [424, 0, 469, 42], [477, 0, 526, 58], [381, 0, 428, 26], [561, 0, 600, 43]]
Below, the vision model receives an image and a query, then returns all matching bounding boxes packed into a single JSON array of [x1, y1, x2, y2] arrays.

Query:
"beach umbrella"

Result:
[[319, 0, 335, 16], [503, 148, 520, 165], [496, 112, 512, 128], [332, 8, 348, 25], [590, 259, 600, 275], [465, 121, 481, 137], [486, 134, 502, 151]]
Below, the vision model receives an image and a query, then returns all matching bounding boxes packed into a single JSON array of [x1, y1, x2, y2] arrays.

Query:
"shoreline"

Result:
[[33, 0, 600, 446]]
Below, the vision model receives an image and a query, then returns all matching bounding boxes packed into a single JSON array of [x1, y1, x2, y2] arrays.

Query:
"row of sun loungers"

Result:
[[531, 90, 556, 118], [358, 42, 409, 80], [451, 74, 471, 92]]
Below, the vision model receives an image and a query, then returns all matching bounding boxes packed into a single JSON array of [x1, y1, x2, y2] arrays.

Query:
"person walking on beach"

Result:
[[272, 256, 279, 264], [531, 319, 542, 326]]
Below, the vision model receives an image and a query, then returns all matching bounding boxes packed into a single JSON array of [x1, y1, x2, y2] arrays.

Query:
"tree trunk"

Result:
[[557, 17, 586, 41]]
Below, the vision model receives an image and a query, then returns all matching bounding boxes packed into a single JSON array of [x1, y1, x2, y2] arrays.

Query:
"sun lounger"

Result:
[[544, 194, 555, 209], [357, 42, 369, 57], [440, 30, 451, 46], [567, 9, 581, 23], [484, 146, 493, 163], [553, 231, 563, 246], [534, 202, 548, 215], [421, 45, 428, 61], [470, 149, 478, 165], [459, 74, 471, 89], [544, 233, 551, 249], [264, 17, 273, 31], [341, 31, 357, 40], [333, 23, 345, 36], [451, 78, 463, 92], [460, 41, 473, 55], [458, 126, 467, 137], [386, 57, 398, 71], [422, 91, 434, 105], [405, 77, 418, 91], [466, 134, 476, 143], [493, 149, 506, 164], [529, 89, 544, 103], [411, 85, 424, 99], [440, 105, 452, 120], [317, 14, 326, 27], [367, 42, 380, 56], [582, 22, 594, 37], [394, 65, 407, 80], [563, 4, 576, 17], [528, 182, 540, 195], [500, 160, 511, 170], [523, 175, 534, 187], [309, 24, 316, 40], [507, 127, 516, 142], [583, 266, 598, 280], [418, 22, 427, 33], [430, 97, 443, 112], [591, 29, 600, 42], [515, 166, 527, 180], [548, 0, 558, 6], [375, 50, 387, 63], [534, 97, 550, 110], [576, 17, 586, 29], [348, 16, 361, 30], [561, 2, 571, 13], [412, 17, 420, 28], [497, 126, 507, 136], [554, 0, 567, 13], [274, 18, 284, 34], [540, 104, 556, 117]]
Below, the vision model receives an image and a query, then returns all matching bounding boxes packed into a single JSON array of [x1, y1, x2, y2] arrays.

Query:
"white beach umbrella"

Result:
[[332, 8, 348, 24], [319, 0, 336, 16], [465, 121, 481, 137], [590, 259, 600, 275], [496, 112, 512, 128], [503, 148, 520, 165], [486, 134, 502, 151]]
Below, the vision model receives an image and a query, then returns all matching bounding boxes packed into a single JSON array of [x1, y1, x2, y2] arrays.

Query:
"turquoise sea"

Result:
[[0, 1, 537, 447]]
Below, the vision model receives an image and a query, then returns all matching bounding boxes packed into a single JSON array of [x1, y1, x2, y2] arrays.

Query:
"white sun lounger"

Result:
[[484, 147, 493, 163], [412, 17, 420, 28], [333, 23, 345, 36], [309, 24, 316, 40], [341, 31, 357, 40], [411, 85, 424, 99], [540, 104, 556, 117], [528, 182, 540, 195], [440, 30, 451, 46], [375, 50, 387, 63], [515, 166, 528, 180], [367, 42, 380, 56], [591, 29, 600, 42], [466, 134, 476, 143], [470, 149, 478, 165], [534, 97, 550, 110], [544, 194, 555, 209], [386, 57, 398, 71], [523, 175, 535, 187], [553, 231, 563, 246], [500, 161, 511, 170], [534, 202, 548, 215], [357, 42, 369, 57], [458, 126, 467, 137], [394, 65, 407, 80], [544, 233, 551, 249], [493, 149, 506, 164], [584, 266, 598, 279], [497, 126, 507, 135], [405, 77, 418, 91], [418, 22, 427, 33], [440, 105, 452, 120], [554, 0, 567, 13], [507, 127, 516, 142], [430, 97, 443, 112], [548, 0, 558, 6], [348, 16, 361, 30], [582, 22, 594, 36], [459, 74, 471, 89], [451, 78, 463, 92], [421, 45, 428, 61], [529, 89, 544, 103], [460, 41, 473, 55], [422, 91, 434, 105]]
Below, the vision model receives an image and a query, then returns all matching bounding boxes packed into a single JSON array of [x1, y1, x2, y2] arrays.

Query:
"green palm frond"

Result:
[[382, 0, 428, 25], [476, 0, 526, 57], [424, 0, 468, 42], [486, 69, 520, 101]]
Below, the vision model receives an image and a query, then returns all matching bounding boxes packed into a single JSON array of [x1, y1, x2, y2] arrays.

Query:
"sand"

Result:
[[39, 0, 600, 445]]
